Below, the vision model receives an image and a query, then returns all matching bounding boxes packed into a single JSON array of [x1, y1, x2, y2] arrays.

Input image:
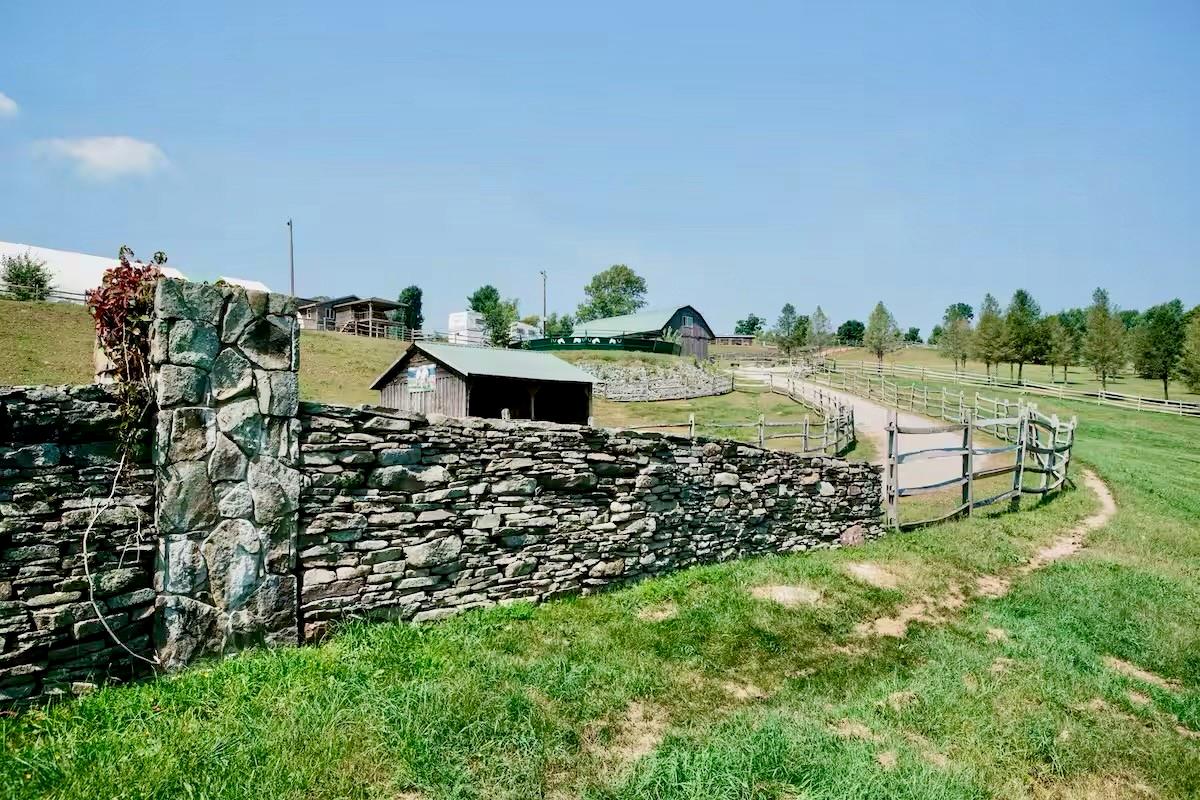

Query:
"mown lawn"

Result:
[[3, 379, 1199, 798], [832, 346, 1200, 404], [593, 388, 875, 461], [0, 299, 406, 406]]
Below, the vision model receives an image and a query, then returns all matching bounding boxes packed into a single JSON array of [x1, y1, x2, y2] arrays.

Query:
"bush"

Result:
[[1, 251, 54, 301]]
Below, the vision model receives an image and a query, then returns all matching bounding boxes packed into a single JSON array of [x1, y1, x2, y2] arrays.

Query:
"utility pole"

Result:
[[286, 219, 295, 296], [539, 269, 547, 336]]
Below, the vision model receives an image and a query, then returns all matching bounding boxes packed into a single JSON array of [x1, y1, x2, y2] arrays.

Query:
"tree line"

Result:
[[449, 264, 650, 347], [925, 288, 1200, 399]]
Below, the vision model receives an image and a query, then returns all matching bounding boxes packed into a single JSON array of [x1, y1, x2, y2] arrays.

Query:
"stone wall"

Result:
[[0, 386, 156, 701], [150, 279, 301, 667], [296, 403, 881, 639], [577, 359, 735, 402], [0, 279, 886, 701]]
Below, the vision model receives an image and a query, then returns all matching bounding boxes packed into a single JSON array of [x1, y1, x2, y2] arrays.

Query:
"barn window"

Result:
[[683, 314, 694, 327]]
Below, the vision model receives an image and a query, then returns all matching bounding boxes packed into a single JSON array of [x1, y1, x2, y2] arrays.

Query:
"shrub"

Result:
[[85, 247, 167, 457], [1, 250, 54, 301]]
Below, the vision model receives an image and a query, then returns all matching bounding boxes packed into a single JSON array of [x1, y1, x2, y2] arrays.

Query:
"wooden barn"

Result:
[[573, 306, 716, 358], [370, 342, 596, 424]]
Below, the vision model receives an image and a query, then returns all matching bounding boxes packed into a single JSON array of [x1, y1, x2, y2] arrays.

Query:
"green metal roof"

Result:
[[370, 342, 596, 389], [572, 309, 679, 337]]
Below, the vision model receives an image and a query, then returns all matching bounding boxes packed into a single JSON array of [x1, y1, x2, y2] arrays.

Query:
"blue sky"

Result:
[[2, 2, 1197, 334]]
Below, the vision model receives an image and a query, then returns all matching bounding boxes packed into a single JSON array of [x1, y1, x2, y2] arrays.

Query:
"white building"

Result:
[[509, 320, 540, 344], [0, 241, 188, 300], [447, 310, 486, 346]]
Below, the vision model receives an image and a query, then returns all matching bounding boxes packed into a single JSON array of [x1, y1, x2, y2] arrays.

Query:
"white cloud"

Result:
[[33, 136, 169, 180], [0, 91, 17, 117]]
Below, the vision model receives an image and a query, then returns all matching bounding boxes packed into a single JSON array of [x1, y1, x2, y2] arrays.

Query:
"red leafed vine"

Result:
[[85, 246, 167, 458]]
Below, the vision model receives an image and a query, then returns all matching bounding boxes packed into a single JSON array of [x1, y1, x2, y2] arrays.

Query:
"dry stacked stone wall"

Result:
[[0, 386, 155, 701], [577, 359, 734, 402], [0, 279, 886, 701], [297, 403, 881, 639], [150, 279, 301, 667]]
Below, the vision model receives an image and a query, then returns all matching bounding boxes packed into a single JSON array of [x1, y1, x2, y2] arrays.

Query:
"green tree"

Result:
[[1004, 289, 1042, 380], [1044, 315, 1079, 383], [1118, 309, 1141, 331], [972, 293, 1006, 376], [938, 317, 973, 370], [1132, 299, 1186, 399], [482, 298, 519, 347], [734, 313, 765, 336], [837, 319, 864, 346], [467, 285, 501, 314], [903, 327, 922, 344], [809, 306, 833, 353], [1179, 313, 1200, 392], [863, 302, 901, 364], [1, 251, 53, 301], [394, 285, 424, 331], [544, 312, 574, 338], [575, 264, 647, 322], [1082, 288, 1126, 390], [944, 302, 974, 323], [927, 324, 944, 345], [771, 303, 808, 355]]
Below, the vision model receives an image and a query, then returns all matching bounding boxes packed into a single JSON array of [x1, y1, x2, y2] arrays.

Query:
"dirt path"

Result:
[[736, 367, 1005, 487], [856, 468, 1117, 637]]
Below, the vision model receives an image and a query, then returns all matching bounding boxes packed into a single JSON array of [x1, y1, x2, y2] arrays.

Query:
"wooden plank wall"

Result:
[[378, 351, 468, 416]]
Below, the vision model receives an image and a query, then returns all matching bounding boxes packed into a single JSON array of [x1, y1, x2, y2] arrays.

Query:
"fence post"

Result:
[[802, 416, 810, 453], [1010, 409, 1027, 510], [757, 414, 765, 447], [885, 410, 899, 529], [963, 412, 974, 518], [688, 412, 695, 440]]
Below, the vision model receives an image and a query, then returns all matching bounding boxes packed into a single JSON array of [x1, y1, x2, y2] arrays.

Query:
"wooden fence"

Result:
[[617, 370, 855, 456], [819, 358, 1199, 418], [877, 396, 1076, 530]]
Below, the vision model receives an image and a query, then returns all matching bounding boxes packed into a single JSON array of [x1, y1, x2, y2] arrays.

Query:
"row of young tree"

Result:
[[733, 305, 840, 356], [926, 289, 1200, 399]]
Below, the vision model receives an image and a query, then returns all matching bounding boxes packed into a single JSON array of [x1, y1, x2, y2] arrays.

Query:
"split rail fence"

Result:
[[616, 370, 855, 456], [819, 358, 1199, 418], [800, 364, 1078, 528]]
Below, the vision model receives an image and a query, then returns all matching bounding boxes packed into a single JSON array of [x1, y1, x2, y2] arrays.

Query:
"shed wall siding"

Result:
[[379, 352, 467, 416]]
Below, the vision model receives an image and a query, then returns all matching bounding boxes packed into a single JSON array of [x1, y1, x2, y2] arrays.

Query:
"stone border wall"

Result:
[[296, 403, 881, 639], [576, 360, 735, 402], [0, 386, 155, 701]]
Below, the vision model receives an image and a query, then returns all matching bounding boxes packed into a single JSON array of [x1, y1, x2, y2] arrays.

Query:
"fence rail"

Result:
[[793, 362, 1077, 528], [619, 370, 855, 455], [884, 403, 1075, 530], [819, 358, 1199, 418]]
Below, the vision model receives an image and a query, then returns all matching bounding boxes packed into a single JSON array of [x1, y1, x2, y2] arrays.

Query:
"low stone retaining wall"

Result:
[[0, 386, 155, 701], [296, 403, 881, 640], [577, 360, 734, 402], [0, 279, 885, 702]]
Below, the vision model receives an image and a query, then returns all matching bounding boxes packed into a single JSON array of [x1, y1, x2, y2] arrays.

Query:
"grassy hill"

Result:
[[835, 345, 1200, 404], [0, 298, 407, 406], [3, 351, 1199, 798]]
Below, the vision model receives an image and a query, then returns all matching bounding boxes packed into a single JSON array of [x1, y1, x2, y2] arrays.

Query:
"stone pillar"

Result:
[[150, 278, 301, 667]]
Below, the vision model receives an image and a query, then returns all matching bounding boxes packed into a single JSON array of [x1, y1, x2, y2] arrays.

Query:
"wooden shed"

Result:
[[370, 342, 596, 424], [572, 306, 716, 359]]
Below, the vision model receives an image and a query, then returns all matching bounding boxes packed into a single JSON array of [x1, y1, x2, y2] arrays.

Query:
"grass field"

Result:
[[0, 299, 407, 407], [592, 389, 875, 462], [3, 299, 1199, 798], [2, 372, 1198, 797], [834, 345, 1200, 404]]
